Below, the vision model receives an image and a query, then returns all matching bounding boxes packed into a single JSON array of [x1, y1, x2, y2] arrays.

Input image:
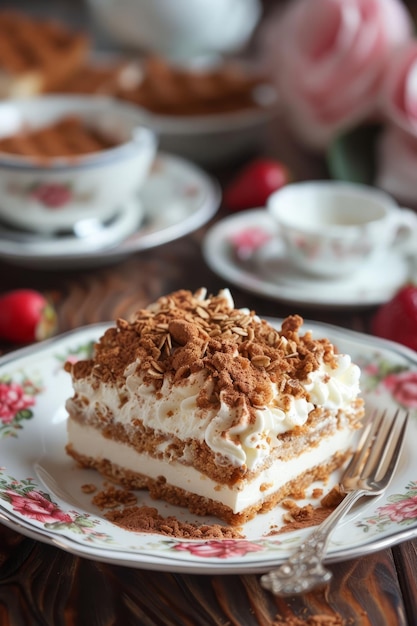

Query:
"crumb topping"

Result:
[[67, 289, 337, 421], [92, 484, 138, 509]]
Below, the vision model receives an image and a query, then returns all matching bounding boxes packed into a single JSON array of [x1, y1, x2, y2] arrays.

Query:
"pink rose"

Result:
[[378, 495, 417, 522], [383, 370, 417, 408], [261, 0, 413, 148], [0, 381, 35, 424], [5, 489, 73, 524]]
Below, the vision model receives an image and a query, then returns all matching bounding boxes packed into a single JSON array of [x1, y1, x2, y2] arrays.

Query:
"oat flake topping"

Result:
[[69, 288, 337, 421]]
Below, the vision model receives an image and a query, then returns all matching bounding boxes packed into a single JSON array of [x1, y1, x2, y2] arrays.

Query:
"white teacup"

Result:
[[87, 0, 262, 60], [0, 96, 157, 235], [267, 181, 417, 279]]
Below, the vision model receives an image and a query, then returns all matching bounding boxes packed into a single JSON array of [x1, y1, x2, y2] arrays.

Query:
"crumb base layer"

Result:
[[66, 419, 353, 525]]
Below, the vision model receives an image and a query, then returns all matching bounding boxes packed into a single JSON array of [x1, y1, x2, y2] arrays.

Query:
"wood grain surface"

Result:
[[0, 519, 414, 625]]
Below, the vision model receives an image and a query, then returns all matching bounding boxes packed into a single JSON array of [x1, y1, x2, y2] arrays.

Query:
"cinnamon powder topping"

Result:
[[273, 486, 346, 535], [0, 115, 119, 159], [67, 288, 338, 426]]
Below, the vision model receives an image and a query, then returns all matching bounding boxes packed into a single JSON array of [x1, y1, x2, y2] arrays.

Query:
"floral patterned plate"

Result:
[[1, 321, 417, 574], [0, 153, 220, 270]]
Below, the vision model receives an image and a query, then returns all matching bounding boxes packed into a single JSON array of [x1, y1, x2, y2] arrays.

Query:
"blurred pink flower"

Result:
[[229, 227, 272, 260], [376, 42, 417, 202], [383, 370, 417, 408], [261, 0, 413, 148], [381, 41, 417, 134]]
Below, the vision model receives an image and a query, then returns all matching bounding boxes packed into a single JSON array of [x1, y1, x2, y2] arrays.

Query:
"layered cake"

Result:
[[65, 289, 364, 525]]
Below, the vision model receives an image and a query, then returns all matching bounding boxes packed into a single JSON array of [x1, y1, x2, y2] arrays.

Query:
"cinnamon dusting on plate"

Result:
[[87, 481, 344, 539], [268, 486, 346, 535], [88, 482, 242, 538], [105, 505, 243, 539]]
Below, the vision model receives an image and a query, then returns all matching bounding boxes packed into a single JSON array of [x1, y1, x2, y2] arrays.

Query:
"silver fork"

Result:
[[260, 408, 409, 596]]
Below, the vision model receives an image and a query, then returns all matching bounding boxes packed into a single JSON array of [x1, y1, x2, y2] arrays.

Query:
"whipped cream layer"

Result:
[[69, 351, 360, 472], [68, 419, 355, 514]]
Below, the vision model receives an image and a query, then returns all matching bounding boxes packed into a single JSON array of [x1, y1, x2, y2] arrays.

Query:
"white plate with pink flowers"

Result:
[[203, 210, 417, 308], [1, 320, 417, 574]]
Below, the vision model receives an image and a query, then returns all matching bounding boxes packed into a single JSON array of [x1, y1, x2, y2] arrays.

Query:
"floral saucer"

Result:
[[0, 153, 220, 269], [203, 209, 416, 308]]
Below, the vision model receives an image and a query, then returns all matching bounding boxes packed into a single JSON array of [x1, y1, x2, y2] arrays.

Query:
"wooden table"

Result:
[[1, 2, 417, 623]]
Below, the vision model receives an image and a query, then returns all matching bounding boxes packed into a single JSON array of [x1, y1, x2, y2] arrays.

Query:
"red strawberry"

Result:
[[0, 289, 57, 344], [224, 158, 290, 212], [371, 285, 417, 351]]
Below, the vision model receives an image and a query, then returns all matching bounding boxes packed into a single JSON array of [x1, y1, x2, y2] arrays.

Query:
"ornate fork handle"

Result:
[[261, 488, 365, 596]]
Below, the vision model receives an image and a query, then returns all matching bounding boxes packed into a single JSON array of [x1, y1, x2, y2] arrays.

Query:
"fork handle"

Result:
[[260, 488, 366, 596]]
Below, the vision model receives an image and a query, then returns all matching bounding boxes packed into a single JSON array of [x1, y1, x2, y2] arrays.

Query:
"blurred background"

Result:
[[2, 0, 416, 48], [1, 0, 417, 183]]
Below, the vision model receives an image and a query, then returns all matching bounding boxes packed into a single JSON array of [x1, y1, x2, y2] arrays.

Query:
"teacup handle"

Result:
[[390, 207, 417, 256], [133, 126, 158, 150]]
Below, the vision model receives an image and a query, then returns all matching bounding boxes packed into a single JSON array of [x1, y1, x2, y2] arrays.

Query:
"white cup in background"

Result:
[[87, 0, 262, 60], [0, 96, 157, 235], [266, 181, 417, 279]]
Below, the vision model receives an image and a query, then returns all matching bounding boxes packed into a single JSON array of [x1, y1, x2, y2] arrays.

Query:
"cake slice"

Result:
[[65, 288, 364, 526]]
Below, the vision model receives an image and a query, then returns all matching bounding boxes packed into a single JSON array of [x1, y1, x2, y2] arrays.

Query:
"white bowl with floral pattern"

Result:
[[0, 95, 157, 234]]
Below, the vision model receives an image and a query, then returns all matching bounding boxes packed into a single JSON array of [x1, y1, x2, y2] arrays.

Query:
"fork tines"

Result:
[[343, 408, 409, 491]]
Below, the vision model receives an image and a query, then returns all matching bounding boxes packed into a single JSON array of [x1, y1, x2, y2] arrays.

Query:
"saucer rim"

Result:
[[202, 209, 414, 309], [0, 198, 144, 257], [0, 152, 221, 268]]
